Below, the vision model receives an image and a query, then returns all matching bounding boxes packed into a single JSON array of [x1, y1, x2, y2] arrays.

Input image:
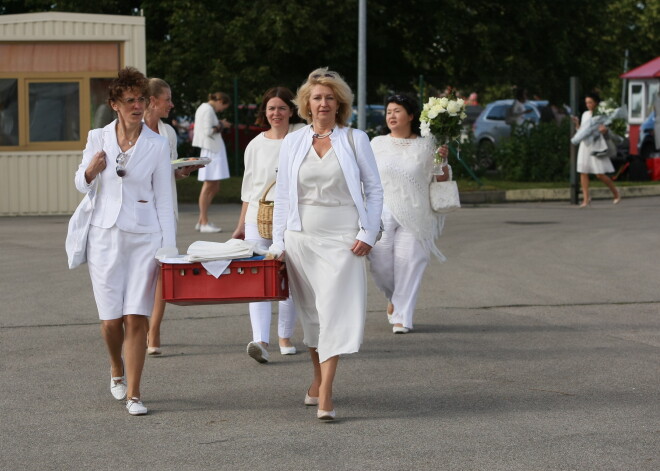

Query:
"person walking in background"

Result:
[[269, 68, 383, 420], [508, 87, 534, 126], [73, 67, 176, 415], [192, 92, 232, 233], [231, 87, 304, 363], [144, 78, 203, 356], [368, 94, 448, 334], [572, 92, 621, 207]]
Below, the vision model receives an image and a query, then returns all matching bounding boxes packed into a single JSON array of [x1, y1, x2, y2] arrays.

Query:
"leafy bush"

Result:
[[494, 120, 571, 182]]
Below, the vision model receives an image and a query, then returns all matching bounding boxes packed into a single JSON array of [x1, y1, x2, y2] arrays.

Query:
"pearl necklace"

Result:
[[312, 128, 333, 139]]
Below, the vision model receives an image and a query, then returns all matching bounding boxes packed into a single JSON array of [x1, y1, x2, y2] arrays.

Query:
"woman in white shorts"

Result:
[[232, 86, 304, 363], [192, 92, 231, 233], [74, 67, 176, 416]]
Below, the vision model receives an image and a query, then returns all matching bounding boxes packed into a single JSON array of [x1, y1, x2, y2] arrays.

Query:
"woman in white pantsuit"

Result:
[[572, 92, 620, 207], [74, 67, 176, 415], [231, 86, 303, 363], [192, 92, 232, 232], [270, 68, 383, 420], [368, 94, 448, 334]]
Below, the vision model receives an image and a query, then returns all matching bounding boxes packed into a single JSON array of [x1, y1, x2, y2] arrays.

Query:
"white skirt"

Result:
[[577, 139, 614, 174], [284, 204, 366, 363], [198, 146, 230, 181], [87, 225, 161, 320]]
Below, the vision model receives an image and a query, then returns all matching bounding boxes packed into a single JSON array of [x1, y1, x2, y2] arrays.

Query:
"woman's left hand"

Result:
[[351, 240, 372, 257], [437, 145, 449, 158]]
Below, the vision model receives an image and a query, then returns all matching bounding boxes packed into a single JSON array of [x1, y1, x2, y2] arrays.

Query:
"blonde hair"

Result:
[[295, 67, 353, 126], [147, 78, 170, 99]]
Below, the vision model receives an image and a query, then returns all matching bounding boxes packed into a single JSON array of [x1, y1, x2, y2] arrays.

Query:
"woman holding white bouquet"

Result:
[[368, 94, 452, 334]]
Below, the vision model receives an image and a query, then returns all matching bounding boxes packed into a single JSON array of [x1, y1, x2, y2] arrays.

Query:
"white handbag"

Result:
[[65, 130, 103, 269], [430, 180, 460, 213]]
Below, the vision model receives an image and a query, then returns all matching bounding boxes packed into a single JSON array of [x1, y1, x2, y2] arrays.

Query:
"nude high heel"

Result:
[[579, 198, 591, 208]]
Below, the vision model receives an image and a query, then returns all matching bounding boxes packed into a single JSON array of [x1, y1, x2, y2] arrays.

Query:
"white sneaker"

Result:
[[110, 375, 127, 401], [393, 326, 410, 334], [247, 341, 269, 363], [199, 223, 222, 233], [126, 397, 148, 415], [194, 222, 201, 231], [279, 345, 297, 355]]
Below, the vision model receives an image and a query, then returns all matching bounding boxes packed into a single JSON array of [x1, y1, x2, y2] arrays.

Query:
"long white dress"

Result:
[[284, 147, 365, 363], [368, 135, 445, 329], [576, 110, 614, 174]]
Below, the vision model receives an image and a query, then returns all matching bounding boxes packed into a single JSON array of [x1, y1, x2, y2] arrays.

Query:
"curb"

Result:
[[460, 184, 660, 204]]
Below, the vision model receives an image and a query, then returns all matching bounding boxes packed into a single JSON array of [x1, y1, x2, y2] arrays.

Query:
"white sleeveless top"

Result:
[[297, 147, 354, 207]]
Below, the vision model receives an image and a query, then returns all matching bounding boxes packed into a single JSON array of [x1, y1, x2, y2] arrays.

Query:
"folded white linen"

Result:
[[201, 260, 232, 278], [186, 239, 254, 262]]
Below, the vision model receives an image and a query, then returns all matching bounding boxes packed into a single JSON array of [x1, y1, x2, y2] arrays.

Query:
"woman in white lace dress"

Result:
[[368, 94, 448, 334]]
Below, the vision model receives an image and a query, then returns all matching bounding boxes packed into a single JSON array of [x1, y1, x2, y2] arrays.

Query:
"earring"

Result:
[[308, 111, 312, 116]]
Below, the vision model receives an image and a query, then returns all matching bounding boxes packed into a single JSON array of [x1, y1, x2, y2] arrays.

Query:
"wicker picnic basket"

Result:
[[257, 180, 276, 239]]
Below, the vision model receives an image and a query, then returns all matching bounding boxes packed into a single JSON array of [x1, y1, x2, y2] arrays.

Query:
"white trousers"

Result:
[[244, 223, 297, 344], [368, 208, 430, 329]]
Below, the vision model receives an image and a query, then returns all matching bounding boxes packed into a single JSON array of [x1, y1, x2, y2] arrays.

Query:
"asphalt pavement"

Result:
[[1, 197, 658, 470]]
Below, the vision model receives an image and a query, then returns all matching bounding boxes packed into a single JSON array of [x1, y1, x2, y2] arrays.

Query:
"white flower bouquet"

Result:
[[420, 96, 467, 170]]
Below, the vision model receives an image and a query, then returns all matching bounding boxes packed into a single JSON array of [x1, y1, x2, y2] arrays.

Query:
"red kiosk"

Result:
[[620, 56, 660, 156]]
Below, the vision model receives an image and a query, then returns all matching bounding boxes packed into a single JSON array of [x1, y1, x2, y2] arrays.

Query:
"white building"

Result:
[[0, 12, 146, 216]]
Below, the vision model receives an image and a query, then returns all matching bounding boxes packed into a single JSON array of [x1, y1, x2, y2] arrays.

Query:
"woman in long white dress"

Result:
[[368, 94, 448, 333], [573, 92, 621, 207], [231, 87, 303, 363], [270, 68, 383, 420]]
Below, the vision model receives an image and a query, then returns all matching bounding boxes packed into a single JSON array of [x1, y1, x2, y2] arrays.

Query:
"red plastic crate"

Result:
[[161, 259, 288, 306]]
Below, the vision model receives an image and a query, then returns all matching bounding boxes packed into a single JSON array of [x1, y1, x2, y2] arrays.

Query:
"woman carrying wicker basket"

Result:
[[232, 87, 304, 363]]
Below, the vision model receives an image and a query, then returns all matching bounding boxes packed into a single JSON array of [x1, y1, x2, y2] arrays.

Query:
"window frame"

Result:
[[0, 71, 117, 151]]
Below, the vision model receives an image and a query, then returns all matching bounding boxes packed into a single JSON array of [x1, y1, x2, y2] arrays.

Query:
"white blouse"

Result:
[[297, 147, 354, 206]]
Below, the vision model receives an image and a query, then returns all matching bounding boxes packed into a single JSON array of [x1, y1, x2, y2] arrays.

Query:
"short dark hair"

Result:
[[255, 87, 300, 127], [108, 67, 148, 105], [209, 92, 231, 105], [585, 91, 601, 104], [384, 93, 421, 135]]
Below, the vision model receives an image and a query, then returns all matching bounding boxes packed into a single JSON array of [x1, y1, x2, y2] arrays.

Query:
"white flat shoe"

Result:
[[393, 326, 410, 334], [194, 222, 200, 231], [247, 341, 269, 363], [146, 347, 162, 355], [305, 393, 319, 406], [317, 409, 336, 420], [110, 374, 127, 401], [199, 223, 222, 233], [279, 345, 296, 355], [126, 397, 148, 416], [387, 312, 394, 324]]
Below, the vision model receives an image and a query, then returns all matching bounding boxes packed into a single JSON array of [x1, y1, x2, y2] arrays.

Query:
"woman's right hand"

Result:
[[84, 150, 107, 183], [231, 226, 245, 240]]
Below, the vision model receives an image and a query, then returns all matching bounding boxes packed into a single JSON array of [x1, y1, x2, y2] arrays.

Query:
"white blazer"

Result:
[[271, 125, 383, 253], [192, 102, 222, 152], [74, 120, 176, 248]]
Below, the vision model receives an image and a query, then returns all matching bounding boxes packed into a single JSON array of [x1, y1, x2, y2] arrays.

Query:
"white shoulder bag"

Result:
[[65, 130, 103, 269]]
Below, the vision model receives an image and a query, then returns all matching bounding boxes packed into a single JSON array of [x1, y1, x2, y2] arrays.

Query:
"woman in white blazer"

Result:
[[192, 92, 231, 233], [74, 67, 176, 416], [269, 68, 383, 420]]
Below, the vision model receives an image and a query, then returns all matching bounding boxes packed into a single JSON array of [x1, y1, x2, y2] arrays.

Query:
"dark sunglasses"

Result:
[[387, 94, 409, 103], [116, 152, 128, 177], [312, 72, 336, 79]]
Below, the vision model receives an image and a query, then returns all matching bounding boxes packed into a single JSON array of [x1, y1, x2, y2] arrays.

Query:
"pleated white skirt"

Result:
[[284, 204, 366, 363]]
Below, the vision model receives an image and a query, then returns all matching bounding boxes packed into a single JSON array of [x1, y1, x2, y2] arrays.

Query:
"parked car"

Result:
[[638, 111, 657, 159], [472, 99, 546, 167]]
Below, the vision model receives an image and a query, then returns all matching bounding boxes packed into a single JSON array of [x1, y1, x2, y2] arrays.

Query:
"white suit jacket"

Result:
[[191, 102, 222, 152], [74, 120, 176, 248], [270, 125, 383, 253]]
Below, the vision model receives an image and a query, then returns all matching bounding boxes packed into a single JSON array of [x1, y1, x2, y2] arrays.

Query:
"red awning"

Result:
[[620, 56, 660, 79]]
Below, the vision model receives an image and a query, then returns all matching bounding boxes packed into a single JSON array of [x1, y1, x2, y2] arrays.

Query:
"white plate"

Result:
[[171, 157, 211, 169]]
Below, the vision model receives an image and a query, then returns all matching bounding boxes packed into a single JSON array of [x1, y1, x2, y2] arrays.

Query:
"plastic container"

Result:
[[161, 259, 288, 305]]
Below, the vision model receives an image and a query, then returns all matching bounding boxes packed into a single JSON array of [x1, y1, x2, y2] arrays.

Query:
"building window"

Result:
[[0, 79, 18, 146], [29, 82, 80, 142]]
